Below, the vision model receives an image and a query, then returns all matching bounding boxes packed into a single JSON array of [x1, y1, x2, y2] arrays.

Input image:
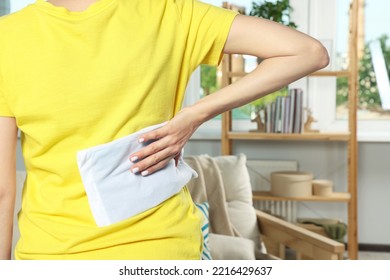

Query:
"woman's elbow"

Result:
[[308, 40, 330, 71]]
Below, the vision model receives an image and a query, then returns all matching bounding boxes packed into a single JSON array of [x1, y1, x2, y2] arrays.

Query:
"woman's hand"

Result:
[[129, 107, 202, 176]]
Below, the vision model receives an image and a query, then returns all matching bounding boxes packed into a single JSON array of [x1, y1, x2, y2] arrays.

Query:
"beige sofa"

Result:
[[184, 154, 345, 260]]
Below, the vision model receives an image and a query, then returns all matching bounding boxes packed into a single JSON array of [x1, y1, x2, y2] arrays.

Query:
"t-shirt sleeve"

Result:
[[176, 0, 238, 68]]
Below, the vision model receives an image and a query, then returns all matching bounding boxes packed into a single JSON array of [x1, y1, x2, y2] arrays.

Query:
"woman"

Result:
[[0, 0, 328, 260]]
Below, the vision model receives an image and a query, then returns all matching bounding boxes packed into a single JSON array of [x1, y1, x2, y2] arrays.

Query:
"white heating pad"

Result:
[[77, 122, 198, 227]]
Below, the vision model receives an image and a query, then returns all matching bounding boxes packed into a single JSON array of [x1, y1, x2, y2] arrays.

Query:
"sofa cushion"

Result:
[[213, 154, 262, 250], [214, 154, 253, 204], [227, 200, 261, 248], [209, 233, 256, 260]]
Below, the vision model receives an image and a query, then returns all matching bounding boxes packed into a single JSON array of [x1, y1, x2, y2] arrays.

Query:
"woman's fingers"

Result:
[[129, 126, 167, 162], [129, 108, 201, 176], [135, 156, 175, 177], [130, 137, 181, 176], [137, 126, 167, 145]]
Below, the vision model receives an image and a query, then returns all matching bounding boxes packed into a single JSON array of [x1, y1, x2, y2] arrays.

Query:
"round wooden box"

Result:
[[312, 179, 334, 196], [271, 171, 313, 197]]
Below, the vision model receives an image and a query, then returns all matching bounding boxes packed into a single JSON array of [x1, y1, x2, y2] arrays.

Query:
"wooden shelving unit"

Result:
[[227, 132, 351, 141], [221, 0, 359, 259], [252, 191, 351, 202], [228, 70, 351, 78]]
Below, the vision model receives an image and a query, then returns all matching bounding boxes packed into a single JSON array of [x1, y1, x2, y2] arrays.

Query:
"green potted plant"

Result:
[[249, 0, 297, 28]]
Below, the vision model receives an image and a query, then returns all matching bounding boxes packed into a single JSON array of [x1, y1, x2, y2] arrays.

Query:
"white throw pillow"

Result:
[[214, 154, 252, 204], [213, 154, 262, 250], [227, 200, 261, 246]]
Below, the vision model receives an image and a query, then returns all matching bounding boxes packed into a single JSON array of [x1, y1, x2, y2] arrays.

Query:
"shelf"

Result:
[[227, 132, 351, 141], [226, 71, 246, 78], [226, 70, 350, 78], [309, 70, 350, 77], [252, 191, 351, 202]]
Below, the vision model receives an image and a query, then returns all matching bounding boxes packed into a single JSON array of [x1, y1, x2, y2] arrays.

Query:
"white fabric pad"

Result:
[[77, 122, 198, 227]]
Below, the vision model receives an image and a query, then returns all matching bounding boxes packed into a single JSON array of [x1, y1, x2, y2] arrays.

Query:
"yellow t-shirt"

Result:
[[0, 0, 237, 259]]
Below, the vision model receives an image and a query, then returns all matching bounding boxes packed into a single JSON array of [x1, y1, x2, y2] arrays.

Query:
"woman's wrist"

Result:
[[179, 104, 211, 129]]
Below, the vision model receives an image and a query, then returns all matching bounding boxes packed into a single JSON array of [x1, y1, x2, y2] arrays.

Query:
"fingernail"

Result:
[[141, 170, 149, 176], [138, 138, 145, 143], [132, 167, 139, 174], [130, 156, 138, 162]]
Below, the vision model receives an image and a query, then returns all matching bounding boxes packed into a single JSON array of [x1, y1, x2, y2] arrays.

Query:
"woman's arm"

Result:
[[129, 15, 329, 176], [0, 117, 18, 260]]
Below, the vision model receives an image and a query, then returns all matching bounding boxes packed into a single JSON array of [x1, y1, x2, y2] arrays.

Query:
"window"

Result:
[[287, 0, 390, 142], [336, 0, 390, 122]]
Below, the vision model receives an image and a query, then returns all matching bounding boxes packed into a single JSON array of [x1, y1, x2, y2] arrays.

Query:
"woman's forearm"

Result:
[[0, 117, 18, 260], [188, 41, 329, 126], [0, 191, 16, 260]]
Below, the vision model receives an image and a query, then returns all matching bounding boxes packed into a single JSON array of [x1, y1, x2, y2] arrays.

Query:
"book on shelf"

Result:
[[284, 95, 291, 133], [280, 96, 286, 133], [275, 96, 282, 133], [293, 88, 303, 134], [265, 102, 272, 133], [288, 89, 295, 133], [262, 88, 304, 134]]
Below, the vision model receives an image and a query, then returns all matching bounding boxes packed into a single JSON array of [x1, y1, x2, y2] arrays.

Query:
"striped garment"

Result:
[[195, 202, 211, 260]]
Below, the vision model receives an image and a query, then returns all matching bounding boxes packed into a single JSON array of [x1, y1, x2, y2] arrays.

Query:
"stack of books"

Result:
[[263, 88, 303, 134]]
